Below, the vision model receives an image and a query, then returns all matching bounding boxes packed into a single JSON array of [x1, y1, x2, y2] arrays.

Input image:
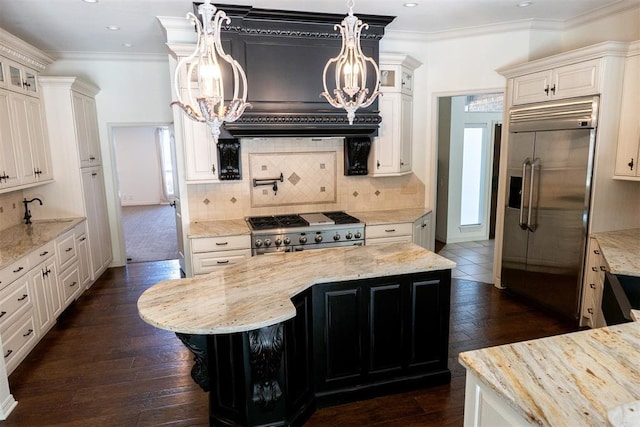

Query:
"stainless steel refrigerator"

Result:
[[501, 95, 598, 320]]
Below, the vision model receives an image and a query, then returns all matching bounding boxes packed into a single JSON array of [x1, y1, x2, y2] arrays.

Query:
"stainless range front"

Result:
[[246, 211, 364, 255]]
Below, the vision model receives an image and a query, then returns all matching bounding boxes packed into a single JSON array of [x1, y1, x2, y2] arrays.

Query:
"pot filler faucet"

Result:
[[23, 197, 43, 225]]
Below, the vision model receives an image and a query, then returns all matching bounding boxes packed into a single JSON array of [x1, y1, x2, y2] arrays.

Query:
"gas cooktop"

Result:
[[246, 211, 360, 231]]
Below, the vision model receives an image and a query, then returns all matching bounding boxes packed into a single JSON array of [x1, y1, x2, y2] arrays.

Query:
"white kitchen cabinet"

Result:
[[9, 92, 52, 185], [5, 58, 39, 98], [75, 221, 91, 290], [28, 254, 58, 337], [511, 59, 600, 105], [72, 92, 101, 167], [2, 310, 37, 375], [365, 222, 413, 246], [190, 234, 251, 275], [81, 167, 112, 280], [579, 238, 607, 328], [614, 50, 640, 180], [413, 212, 433, 250], [370, 53, 421, 177], [0, 57, 6, 89], [182, 113, 219, 183], [32, 78, 112, 285], [0, 90, 19, 190]]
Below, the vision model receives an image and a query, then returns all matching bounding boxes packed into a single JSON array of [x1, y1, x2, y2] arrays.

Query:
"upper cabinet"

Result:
[[511, 59, 600, 105], [370, 53, 422, 177], [0, 29, 54, 194], [72, 92, 101, 167], [614, 45, 640, 180]]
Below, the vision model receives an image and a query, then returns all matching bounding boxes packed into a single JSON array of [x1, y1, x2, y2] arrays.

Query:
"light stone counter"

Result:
[[351, 208, 431, 225], [138, 242, 455, 335], [593, 228, 640, 277], [0, 218, 84, 269], [459, 322, 640, 426], [188, 219, 250, 238]]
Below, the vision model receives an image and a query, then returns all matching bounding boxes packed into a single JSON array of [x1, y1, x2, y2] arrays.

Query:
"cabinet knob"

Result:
[[376, 160, 380, 169], [594, 249, 600, 254], [587, 307, 594, 314], [211, 164, 216, 174], [590, 283, 596, 289], [628, 158, 635, 171]]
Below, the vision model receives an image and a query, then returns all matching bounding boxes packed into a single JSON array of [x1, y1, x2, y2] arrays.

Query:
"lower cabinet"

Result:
[[413, 212, 433, 250], [190, 234, 251, 276], [365, 222, 413, 246], [29, 256, 58, 336], [312, 270, 451, 402], [580, 238, 607, 328]]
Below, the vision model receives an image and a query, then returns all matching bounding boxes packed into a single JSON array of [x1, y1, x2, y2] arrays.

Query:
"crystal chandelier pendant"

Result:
[[171, 0, 251, 142], [321, 0, 381, 125]]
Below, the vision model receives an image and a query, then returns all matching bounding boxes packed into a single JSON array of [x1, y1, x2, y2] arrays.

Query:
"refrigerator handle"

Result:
[[527, 158, 539, 232], [519, 158, 531, 230]]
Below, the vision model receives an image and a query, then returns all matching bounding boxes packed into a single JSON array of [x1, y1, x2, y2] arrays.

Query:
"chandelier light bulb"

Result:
[[321, 0, 381, 125], [171, 0, 250, 143]]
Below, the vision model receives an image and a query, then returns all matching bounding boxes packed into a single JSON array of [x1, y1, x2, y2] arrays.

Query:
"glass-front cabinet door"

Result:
[[6, 59, 39, 97], [0, 56, 6, 89]]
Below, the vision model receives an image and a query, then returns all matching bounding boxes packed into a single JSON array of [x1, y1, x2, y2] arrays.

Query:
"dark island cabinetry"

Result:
[[312, 271, 451, 404]]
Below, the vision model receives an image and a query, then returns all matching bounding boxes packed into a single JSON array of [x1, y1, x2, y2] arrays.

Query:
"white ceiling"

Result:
[[0, 0, 636, 56]]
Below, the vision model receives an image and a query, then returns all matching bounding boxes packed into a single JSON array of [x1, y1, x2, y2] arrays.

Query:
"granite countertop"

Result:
[[187, 209, 432, 238], [350, 208, 431, 225], [459, 322, 640, 426], [0, 218, 84, 270], [138, 242, 455, 335], [592, 228, 640, 277]]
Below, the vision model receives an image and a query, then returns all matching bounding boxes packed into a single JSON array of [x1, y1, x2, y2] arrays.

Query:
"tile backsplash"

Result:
[[188, 137, 425, 221], [0, 191, 25, 231]]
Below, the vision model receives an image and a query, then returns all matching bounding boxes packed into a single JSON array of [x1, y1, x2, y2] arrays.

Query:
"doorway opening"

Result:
[[112, 125, 178, 263], [434, 92, 503, 284]]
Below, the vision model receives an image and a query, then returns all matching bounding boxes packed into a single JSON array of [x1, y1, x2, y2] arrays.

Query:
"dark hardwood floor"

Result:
[[4, 260, 578, 426]]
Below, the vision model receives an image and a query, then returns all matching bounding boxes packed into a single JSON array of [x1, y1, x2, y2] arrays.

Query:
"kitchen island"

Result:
[[138, 242, 455, 426]]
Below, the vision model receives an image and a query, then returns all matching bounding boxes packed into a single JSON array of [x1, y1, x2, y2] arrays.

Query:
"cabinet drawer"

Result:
[[366, 235, 414, 246], [365, 223, 413, 239], [2, 310, 37, 375], [193, 249, 251, 275], [0, 275, 32, 333], [0, 257, 31, 291], [27, 241, 55, 266], [191, 235, 250, 253], [56, 230, 77, 272], [60, 264, 81, 307]]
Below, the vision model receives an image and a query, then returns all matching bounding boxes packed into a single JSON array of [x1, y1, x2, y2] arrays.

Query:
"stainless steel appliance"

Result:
[[247, 211, 364, 255], [501, 95, 599, 319]]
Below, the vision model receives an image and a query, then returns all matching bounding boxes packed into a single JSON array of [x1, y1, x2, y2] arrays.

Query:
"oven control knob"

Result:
[[275, 238, 282, 246], [255, 239, 263, 247], [315, 235, 323, 243], [345, 232, 353, 240], [354, 231, 362, 239], [299, 236, 307, 244], [264, 239, 271, 247], [333, 233, 341, 241], [283, 237, 291, 245]]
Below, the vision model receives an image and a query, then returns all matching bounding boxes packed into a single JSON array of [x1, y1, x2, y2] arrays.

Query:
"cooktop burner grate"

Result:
[[322, 211, 360, 224], [247, 214, 309, 230]]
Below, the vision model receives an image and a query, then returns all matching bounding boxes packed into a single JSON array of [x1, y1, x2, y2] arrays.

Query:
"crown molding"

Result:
[[565, 0, 640, 29], [52, 51, 168, 62], [0, 27, 54, 71]]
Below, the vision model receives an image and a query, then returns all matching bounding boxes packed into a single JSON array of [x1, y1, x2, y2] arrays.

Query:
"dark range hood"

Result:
[[195, 4, 395, 138]]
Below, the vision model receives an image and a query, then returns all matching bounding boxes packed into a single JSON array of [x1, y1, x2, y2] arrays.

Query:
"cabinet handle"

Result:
[[13, 266, 24, 273], [594, 249, 600, 254], [587, 308, 594, 314], [550, 84, 556, 94], [629, 158, 635, 171], [215, 242, 228, 246], [385, 229, 396, 233], [23, 329, 33, 337], [216, 260, 230, 264], [70, 281, 78, 287], [17, 294, 28, 301], [4, 350, 12, 359], [544, 85, 550, 95], [89, 155, 96, 161], [92, 172, 97, 177], [590, 283, 596, 289], [66, 247, 73, 252], [400, 161, 404, 166], [211, 164, 216, 174], [80, 237, 87, 242], [600, 266, 607, 271], [592, 267, 598, 272], [40, 251, 49, 256], [0, 311, 6, 318], [376, 160, 380, 170]]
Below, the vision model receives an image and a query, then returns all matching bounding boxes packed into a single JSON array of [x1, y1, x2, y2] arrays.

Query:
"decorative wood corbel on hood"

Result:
[[192, 3, 395, 138]]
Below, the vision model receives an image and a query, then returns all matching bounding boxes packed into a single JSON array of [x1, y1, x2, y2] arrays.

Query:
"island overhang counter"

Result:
[[138, 242, 456, 426]]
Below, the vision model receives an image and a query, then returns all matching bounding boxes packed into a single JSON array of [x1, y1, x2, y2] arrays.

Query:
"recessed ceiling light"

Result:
[[517, 1, 532, 7], [122, 43, 133, 48], [404, 2, 419, 7], [106, 25, 120, 31], [83, 0, 98, 3]]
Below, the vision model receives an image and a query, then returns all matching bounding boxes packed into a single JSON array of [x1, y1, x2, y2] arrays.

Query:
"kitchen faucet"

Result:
[[23, 197, 43, 225]]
